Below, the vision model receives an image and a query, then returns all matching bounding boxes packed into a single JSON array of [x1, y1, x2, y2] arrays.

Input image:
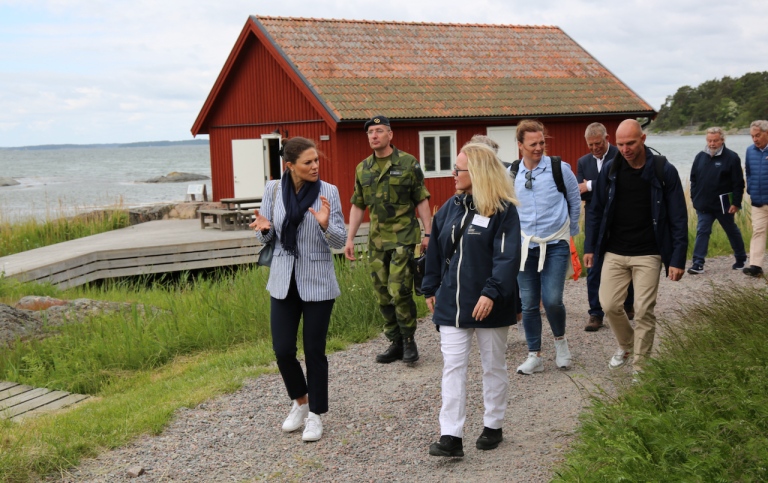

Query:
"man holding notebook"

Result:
[[687, 127, 746, 274]]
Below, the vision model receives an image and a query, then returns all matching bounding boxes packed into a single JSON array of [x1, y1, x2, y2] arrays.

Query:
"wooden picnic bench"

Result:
[[220, 196, 262, 211], [198, 209, 253, 231]]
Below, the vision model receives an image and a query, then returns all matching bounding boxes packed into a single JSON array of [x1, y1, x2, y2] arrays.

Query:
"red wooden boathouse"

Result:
[[191, 16, 656, 215]]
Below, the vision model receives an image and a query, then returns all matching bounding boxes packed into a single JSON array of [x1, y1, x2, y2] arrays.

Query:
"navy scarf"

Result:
[[280, 172, 321, 257]]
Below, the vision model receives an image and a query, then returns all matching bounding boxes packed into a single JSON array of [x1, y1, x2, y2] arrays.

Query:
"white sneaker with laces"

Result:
[[608, 348, 632, 370], [554, 337, 571, 369], [302, 412, 323, 442], [282, 401, 309, 432], [516, 352, 544, 375]]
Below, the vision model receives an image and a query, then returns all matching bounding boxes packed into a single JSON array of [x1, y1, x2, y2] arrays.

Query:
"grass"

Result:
[[0, 257, 426, 482], [553, 287, 768, 482], [0, 209, 130, 258]]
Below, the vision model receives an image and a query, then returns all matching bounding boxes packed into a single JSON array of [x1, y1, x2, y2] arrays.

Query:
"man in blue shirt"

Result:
[[743, 120, 768, 276], [513, 120, 581, 375]]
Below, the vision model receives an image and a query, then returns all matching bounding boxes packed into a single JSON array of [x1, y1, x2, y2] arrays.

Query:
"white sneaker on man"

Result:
[[554, 337, 571, 369], [608, 348, 632, 369], [282, 401, 309, 432], [516, 352, 544, 375], [302, 412, 323, 442]]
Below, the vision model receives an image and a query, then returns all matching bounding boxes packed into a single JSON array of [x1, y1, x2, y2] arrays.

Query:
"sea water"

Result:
[[0, 145, 211, 221], [0, 135, 756, 222]]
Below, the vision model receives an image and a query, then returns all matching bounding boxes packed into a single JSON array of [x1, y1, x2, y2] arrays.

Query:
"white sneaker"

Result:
[[282, 401, 309, 432], [608, 348, 632, 370], [302, 412, 323, 442], [516, 352, 544, 375], [554, 337, 571, 369]]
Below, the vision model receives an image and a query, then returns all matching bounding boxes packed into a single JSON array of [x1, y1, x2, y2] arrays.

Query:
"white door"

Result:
[[486, 126, 518, 163], [232, 139, 266, 198]]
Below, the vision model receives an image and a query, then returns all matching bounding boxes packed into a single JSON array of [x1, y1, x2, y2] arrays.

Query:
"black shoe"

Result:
[[429, 435, 464, 457], [733, 260, 746, 270], [625, 305, 635, 321], [687, 263, 704, 275], [375, 340, 403, 363], [402, 337, 419, 363], [475, 427, 503, 450], [743, 265, 764, 277], [584, 315, 603, 332]]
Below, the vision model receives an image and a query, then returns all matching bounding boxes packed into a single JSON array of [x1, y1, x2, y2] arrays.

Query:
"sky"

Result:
[[0, 0, 764, 147]]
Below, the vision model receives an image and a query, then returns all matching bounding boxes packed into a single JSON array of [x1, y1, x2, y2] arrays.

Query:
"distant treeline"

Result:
[[2, 139, 209, 151], [649, 71, 768, 132]]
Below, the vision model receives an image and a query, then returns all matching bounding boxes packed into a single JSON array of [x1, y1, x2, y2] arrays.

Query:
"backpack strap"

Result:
[[652, 155, 667, 187], [509, 157, 568, 208]]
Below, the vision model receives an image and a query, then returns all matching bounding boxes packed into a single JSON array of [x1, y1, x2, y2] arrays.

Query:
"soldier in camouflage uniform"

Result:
[[345, 115, 432, 364]]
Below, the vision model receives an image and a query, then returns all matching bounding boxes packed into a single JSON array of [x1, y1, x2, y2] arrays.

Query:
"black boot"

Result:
[[429, 435, 464, 457], [402, 337, 419, 363], [475, 427, 503, 450], [375, 339, 403, 363]]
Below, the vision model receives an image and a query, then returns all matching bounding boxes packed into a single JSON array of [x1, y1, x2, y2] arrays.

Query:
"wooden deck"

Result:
[[0, 382, 89, 420], [0, 219, 262, 289]]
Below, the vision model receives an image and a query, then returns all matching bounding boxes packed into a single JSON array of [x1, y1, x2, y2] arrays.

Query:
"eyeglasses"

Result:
[[366, 128, 390, 136], [525, 170, 535, 189], [453, 165, 469, 174]]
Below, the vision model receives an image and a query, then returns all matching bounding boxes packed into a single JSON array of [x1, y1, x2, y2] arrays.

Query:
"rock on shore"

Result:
[[0, 177, 20, 187], [143, 172, 209, 183]]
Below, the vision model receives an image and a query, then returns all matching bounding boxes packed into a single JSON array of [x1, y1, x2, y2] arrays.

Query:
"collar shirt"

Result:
[[587, 144, 611, 192], [515, 155, 573, 245]]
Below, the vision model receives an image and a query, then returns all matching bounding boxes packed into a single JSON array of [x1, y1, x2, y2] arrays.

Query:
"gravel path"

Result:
[[52, 255, 765, 482]]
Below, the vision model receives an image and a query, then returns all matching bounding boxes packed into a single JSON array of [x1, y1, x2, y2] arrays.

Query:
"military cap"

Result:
[[364, 115, 391, 131]]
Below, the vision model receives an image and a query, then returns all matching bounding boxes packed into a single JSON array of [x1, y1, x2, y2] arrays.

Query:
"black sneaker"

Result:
[[429, 435, 464, 457], [475, 427, 503, 450], [402, 337, 419, 363], [743, 265, 764, 277], [687, 263, 704, 275], [732, 260, 746, 270], [375, 340, 403, 363]]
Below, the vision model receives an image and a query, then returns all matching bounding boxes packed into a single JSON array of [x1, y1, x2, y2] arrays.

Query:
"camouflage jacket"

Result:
[[350, 146, 430, 250]]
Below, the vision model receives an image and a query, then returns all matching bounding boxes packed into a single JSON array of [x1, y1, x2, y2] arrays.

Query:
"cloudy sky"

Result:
[[0, 0, 763, 147]]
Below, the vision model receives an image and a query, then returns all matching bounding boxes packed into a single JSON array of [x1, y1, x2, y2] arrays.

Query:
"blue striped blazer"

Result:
[[255, 180, 347, 301]]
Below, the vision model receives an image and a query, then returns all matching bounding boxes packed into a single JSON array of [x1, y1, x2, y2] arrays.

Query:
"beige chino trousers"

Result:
[[749, 204, 768, 268], [599, 252, 662, 370]]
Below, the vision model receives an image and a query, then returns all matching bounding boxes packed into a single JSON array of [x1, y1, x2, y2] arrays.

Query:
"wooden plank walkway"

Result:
[[0, 381, 88, 421], [0, 219, 262, 289]]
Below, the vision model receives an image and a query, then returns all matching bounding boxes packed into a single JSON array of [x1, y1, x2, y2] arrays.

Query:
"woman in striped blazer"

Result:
[[251, 137, 347, 442]]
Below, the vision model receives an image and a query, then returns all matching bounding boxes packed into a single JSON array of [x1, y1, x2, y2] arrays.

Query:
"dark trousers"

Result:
[[692, 210, 747, 266], [588, 254, 634, 318], [270, 276, 335, 415]]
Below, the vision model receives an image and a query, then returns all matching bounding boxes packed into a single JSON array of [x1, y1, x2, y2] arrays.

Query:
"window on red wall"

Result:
[[419, 130, 457, 178]]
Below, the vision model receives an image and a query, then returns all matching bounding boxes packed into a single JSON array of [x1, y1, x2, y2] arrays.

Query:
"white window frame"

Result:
[[419, 130, 457, 178]]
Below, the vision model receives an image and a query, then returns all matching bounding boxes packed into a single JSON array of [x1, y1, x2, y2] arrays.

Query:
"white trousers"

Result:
[[439, 325, 509, 438]]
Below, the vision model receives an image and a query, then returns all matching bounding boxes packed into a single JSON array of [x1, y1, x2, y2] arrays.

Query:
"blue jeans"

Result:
[[692, 210, 747, 266], [517, 240, 569, 352], [587, 257, 634, 318]]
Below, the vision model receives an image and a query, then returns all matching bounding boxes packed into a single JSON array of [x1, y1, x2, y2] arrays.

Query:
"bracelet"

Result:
[[424, 234, 430, 237]]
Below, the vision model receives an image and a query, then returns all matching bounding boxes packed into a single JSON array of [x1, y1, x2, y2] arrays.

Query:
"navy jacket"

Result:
[[690, 145, 744, 213], [422, 194, 521, 328], [585, 147, 688, 274], [577, 144, 619, 204], [745, 144, 768, 206]]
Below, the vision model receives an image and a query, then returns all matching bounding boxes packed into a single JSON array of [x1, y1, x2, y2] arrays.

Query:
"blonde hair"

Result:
[[462, 143, 519, 216]]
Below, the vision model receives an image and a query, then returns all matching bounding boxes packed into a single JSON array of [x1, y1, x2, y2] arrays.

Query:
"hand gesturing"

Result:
[[249, 209, 271, 232], [308, 195, 331, 231]]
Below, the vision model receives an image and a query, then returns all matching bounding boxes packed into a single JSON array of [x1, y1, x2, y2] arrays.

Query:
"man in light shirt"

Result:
[[743, 120, 768, 277], [577, 123, 633, 332]]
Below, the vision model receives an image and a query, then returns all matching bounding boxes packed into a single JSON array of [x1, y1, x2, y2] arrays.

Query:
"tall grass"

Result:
[[553, 287, 768, 482], [0, 210, 130, 258]]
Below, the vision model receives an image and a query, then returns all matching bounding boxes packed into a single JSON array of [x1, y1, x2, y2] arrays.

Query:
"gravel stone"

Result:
[[49, 255, 764, 482]]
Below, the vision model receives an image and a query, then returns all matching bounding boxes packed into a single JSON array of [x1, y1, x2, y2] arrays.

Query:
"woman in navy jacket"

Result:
[[422, 142, 521, 457], [251, 137, 347, 443]]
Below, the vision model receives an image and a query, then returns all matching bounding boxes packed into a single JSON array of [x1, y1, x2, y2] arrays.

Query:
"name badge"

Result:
[[472, 214, 490, 228], [390, 170, 403, 176]]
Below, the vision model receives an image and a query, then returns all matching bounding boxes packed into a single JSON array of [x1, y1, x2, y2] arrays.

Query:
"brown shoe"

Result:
[[584, 315, 603, 332]]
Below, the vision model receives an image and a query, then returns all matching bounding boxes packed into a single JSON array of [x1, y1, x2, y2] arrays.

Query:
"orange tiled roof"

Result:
[[254, 16, 654, 121]]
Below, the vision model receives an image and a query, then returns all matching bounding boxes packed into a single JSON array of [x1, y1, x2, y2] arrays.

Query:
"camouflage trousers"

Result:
[[368, 246, 417, 342]]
